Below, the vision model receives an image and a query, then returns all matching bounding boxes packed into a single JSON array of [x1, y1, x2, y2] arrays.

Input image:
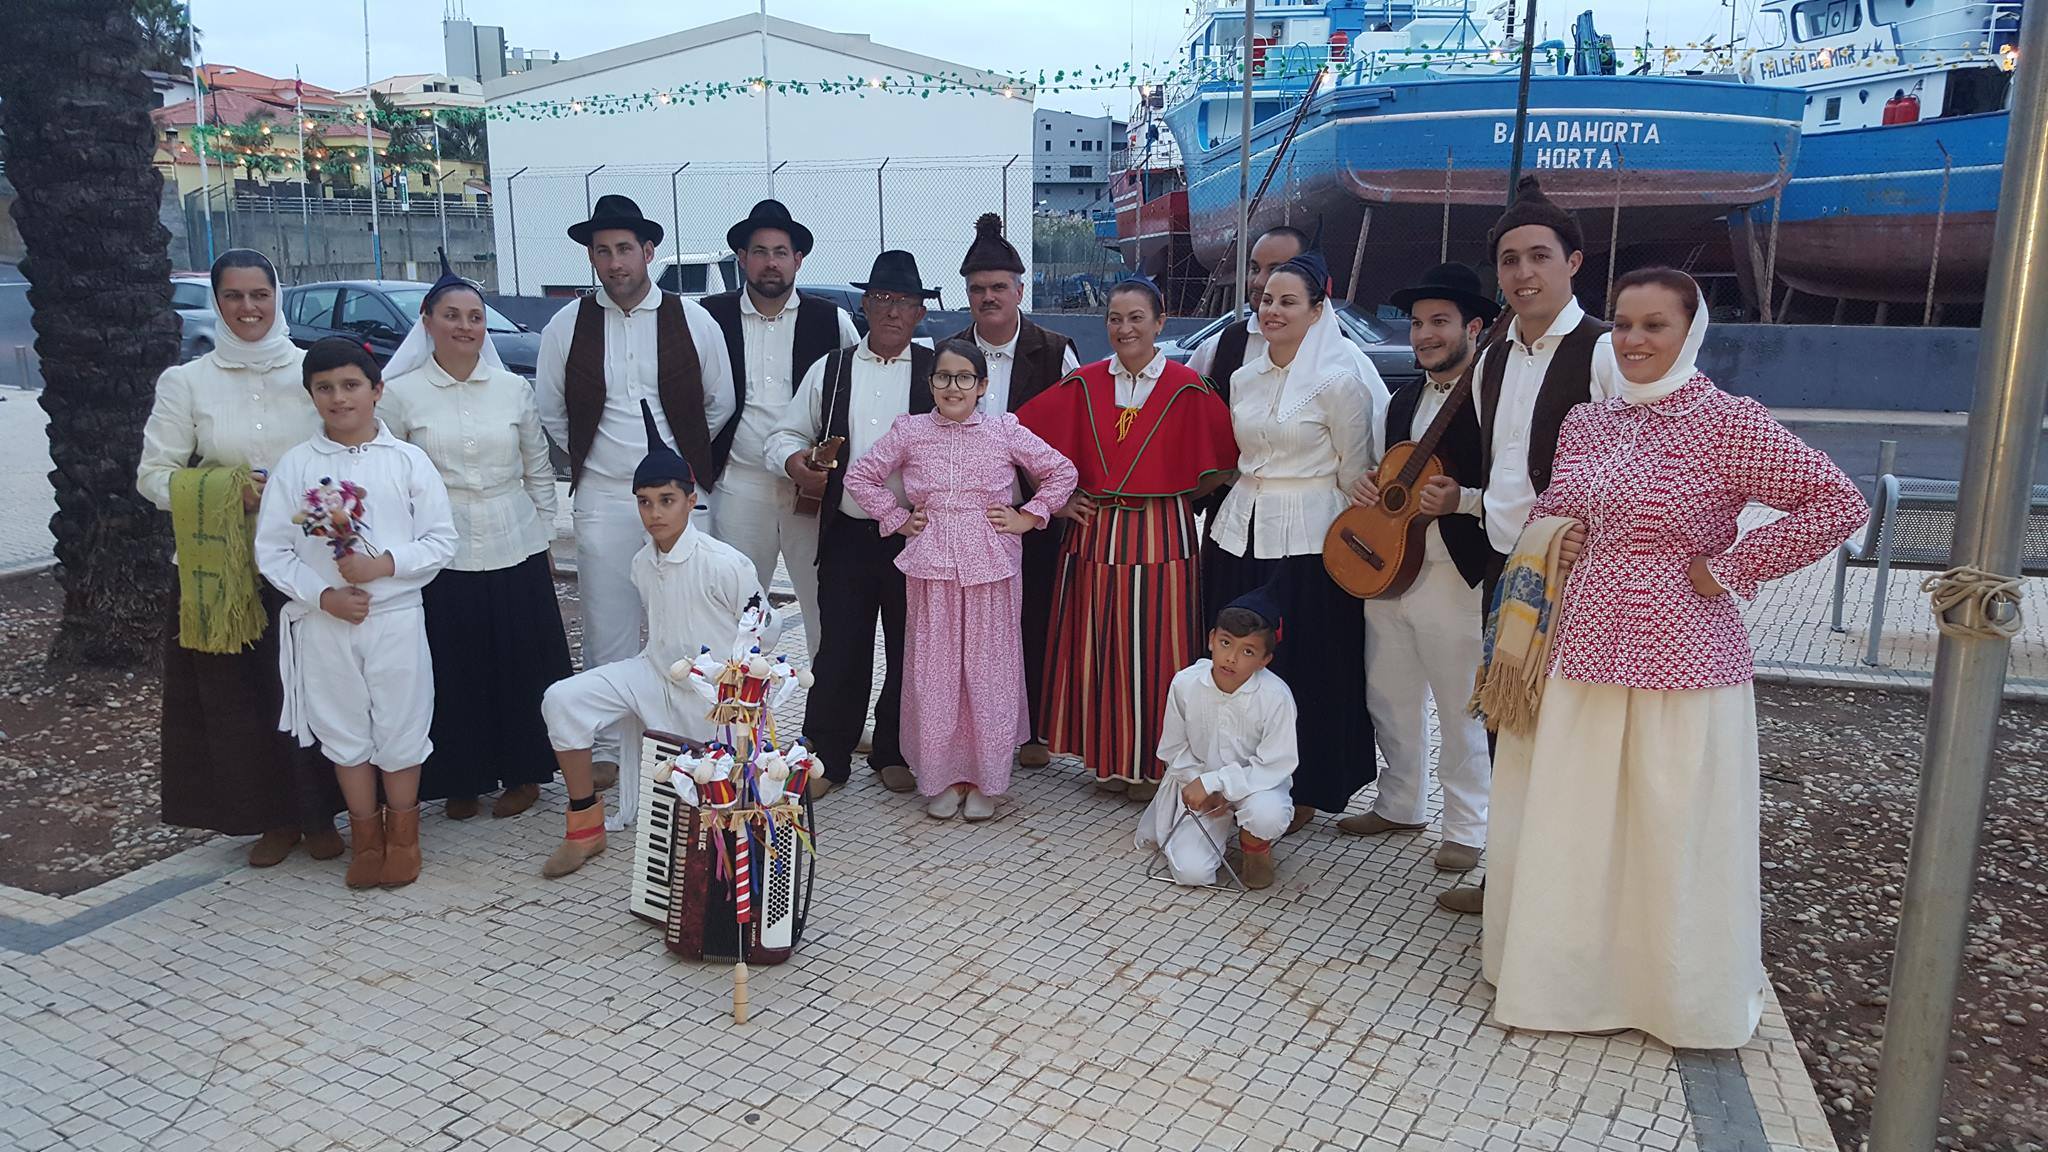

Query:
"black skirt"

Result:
[[1201, 533, 1377, 813], [418, 551, 573, 800], [160, 585, 342, 835]]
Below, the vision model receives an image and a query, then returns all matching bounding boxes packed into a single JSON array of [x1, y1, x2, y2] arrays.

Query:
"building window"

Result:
[[1069, 165, 1092, 179], [1791, 0, 1861, 41], [1822, 95, 1842, 123], [1042, 140, 1051, 151]]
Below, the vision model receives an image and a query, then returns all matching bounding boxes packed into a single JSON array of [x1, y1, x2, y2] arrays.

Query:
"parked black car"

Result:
[[282, 280, 543, 378], [1161, 303, 1422, 391]]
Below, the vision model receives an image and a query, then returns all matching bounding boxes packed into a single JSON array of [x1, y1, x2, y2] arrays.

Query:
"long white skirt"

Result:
[[1482, 677, 1766, 1049]]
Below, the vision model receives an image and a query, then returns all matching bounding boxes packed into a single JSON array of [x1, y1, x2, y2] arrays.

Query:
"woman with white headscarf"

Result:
[[383, 256, 569, 822], [1482, 267, 1866, 1048], [1202, 252, 1382, 832], [138, 249, 345, 866]]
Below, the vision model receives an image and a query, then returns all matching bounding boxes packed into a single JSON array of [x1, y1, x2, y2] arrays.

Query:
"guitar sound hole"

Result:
[[1383, 486, 1408, 513]]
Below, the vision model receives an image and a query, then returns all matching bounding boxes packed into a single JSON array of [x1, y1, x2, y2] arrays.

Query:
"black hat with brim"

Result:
[[851, 249, 940, 299], [726, 199, 814, 256], [569, 193, 665, 247], [1389, 261, 1502, 323]]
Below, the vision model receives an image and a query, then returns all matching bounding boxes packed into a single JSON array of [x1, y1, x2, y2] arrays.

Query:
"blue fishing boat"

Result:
[[1158, 0, 1806, 313], [1732, 0, 2019, 319]]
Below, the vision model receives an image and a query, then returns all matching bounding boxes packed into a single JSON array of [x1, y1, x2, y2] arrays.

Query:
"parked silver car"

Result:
[[171, 275, 217, 362], [1161, 303, 1422, 391]]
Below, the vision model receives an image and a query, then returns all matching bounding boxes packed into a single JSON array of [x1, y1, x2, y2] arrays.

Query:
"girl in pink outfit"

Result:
[[844, 339, 1078, 821]]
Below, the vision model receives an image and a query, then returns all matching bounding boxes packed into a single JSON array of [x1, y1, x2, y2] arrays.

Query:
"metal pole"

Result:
[[1604, 150, 1623, 314], [189, 6, 215, 266], [584, 164, 605, 286], [877, 158, 889, 251], [670, 163, 689, 266], [759, 0, 775, 196], [1441, 147, 1453, 262], [1869, 9, 2048, 1148], [297, 69, 311, 272], [363, 0, 382, 279], [1002, 155, 1017, 225], [1505, 0, 1539, 203], [1235, 0, 1254, 315], [1924, 142, 1953, 326], [432, 113, 448, 258], [504, 167, 526, 295], [1877, 438, 1899, 482]]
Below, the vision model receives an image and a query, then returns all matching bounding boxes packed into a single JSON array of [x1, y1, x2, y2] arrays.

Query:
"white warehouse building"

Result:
[[484, 15, 1037, 304]]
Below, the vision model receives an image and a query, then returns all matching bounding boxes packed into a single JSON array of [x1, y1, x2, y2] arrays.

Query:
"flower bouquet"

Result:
[[292, 476, 378, 560]]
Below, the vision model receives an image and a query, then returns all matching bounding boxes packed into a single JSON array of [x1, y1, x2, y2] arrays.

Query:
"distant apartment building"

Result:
[[1033, 110, 1124, 215]]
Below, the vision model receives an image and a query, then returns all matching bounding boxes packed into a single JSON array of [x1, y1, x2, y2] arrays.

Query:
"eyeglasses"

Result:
[[864, 291, 921, 315], [931, 372, 983, 392]]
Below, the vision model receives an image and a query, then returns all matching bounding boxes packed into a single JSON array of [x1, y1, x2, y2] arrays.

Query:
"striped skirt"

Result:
[[1042, 495, 1203, 783]]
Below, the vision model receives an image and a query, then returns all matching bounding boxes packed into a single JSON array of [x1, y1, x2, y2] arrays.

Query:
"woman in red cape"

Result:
[[1018, 281, 1237, 799]]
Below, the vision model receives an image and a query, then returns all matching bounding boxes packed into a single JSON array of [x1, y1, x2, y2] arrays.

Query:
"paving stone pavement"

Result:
[[0, 606, 1838, 1152]]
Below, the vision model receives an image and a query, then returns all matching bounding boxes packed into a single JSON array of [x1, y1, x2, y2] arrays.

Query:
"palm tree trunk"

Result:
[[0, 0, 179, 666]]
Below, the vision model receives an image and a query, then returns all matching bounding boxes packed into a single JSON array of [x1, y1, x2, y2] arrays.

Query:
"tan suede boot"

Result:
[[543, 799, 607, 878], [1239, 832, 1276, 890], [345, 809, 386, 889], [380, 805, 421, 888]]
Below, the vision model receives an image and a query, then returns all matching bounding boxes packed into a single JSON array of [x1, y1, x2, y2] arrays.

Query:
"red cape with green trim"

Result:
[[1017, 359, 1238, 498]]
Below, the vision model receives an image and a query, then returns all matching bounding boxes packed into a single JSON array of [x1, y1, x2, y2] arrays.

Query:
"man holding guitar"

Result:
[[1342, 263, 1500, 875]]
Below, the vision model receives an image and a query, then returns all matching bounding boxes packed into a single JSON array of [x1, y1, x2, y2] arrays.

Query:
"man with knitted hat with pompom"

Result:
[[1432, 175, 1616, 916], [944, 213, 1079, 770]]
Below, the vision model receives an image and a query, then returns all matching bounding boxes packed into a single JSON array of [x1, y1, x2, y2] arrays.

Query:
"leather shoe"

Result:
[[926, 787, 964, 819], [590, 761, 620, 791], [1435, 842, 1482, 872], [246, 828, 300, 868], [877, 764, 916, 793], [1094, 777, 1128, 794], [303, 825, 345, 861], [1126, 781, 1158, 803], [1285, 806, 1316, 836], [444, 796, 480, 821], [807, 776, 839, 800], [1436, 885, 1484, 914], [1336, 811, 1428, 837], [491, 784, 539, 818], [962, 788, 996, 822], [1017, 742, 1051, 768]]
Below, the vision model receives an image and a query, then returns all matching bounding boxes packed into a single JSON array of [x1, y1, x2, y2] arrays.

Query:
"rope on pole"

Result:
[[1924, 142, 1954, 327], [1604, 150, 1624, 315], [1441, 148, 1453, 263]]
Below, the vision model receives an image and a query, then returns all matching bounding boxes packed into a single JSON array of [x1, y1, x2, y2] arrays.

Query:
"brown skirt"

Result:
[[158, 585, 342, 835]]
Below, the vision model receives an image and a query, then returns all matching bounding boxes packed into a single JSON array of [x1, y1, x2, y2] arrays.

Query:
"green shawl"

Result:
[[170, 466, 266, 654]]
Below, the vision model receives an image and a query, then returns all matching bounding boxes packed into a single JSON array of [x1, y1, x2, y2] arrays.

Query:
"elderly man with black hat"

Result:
[[535, 194, 736, 798], [699, 199, 860, 659], [1344, 262, 1500, 875], [763, 250, 939, 798], [942, 213, 1079, 770], [1434, 175, 1616, 915]]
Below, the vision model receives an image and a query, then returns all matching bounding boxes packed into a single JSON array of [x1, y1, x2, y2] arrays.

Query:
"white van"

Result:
[[653, 253, 740, 298]]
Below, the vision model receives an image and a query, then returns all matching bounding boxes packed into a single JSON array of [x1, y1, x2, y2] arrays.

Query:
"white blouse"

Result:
[[137, 351, 322, 511], [384, 356, 558, 572], [1211, 351, 1375, 559]]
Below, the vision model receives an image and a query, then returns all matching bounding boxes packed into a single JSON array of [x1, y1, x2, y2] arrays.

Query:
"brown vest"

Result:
[[942, 316, 1075, 413], [1204, 319, 1254, 405], [1478, 314, 1610, 495], [563, 293, 712, 489]]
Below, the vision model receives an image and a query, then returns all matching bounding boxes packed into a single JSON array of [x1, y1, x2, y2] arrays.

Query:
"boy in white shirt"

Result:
[[256, 339, 458, 890], [538, 402, 773, 878], [1136, 586, 1298, 890]]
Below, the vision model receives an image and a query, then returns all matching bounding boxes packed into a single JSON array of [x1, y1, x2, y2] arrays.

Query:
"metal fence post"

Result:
[[584, 164, 607, 286], [1868, 7, 2048, 1146], [504, 166, 527, 295], [1002, 154, 1017, 224], [877, 157, 889, 252], [670, 163, 690, 267]]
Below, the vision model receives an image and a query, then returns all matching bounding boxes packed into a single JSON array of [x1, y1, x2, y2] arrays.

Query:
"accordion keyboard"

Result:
[[629, 731, 688, 924]]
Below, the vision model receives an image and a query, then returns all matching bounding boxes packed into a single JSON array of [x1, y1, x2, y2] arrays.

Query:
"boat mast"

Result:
[[1504, 0, 1538, 202], [1235, 0, 1254, 313]]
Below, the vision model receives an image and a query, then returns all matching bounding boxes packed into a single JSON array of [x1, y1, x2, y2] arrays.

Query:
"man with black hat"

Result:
[[944, 212, 1079, 770], [1435, 175, 1615, 915], [763, 250, 939, 799], [535, 194, 736, 792], [1343, 262, 1500, 875], [699, 199, 860, 659]]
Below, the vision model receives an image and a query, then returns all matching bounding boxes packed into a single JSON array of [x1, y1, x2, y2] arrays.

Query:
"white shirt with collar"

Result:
[[971, 316, 1081, 414], [730, 288, 863, 473], [763, 337, 920, 520], [630, 522, 772, 676], [137, 351, 321, 511], [1189, 311, 1391, 461], [384, 356, 559, 572], [1110, 350, 1169, 409], [1185, 314, 1265, 383], [533, 287, 737, 486], [1479, 297, 1618, 553], [1389, 371, 1488, 564]]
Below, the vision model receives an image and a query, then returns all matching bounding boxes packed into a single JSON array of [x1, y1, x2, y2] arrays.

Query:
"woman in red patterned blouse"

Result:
[[1481, 267, 1867, 1049]]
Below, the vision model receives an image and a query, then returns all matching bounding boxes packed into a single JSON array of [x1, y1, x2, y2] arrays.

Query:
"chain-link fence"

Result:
[[178, 185, 498, 287], [496, 158, 1117, 310]]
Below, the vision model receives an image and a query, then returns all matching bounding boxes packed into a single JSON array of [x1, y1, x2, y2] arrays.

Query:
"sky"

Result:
[[186, 0, 1755, 117]]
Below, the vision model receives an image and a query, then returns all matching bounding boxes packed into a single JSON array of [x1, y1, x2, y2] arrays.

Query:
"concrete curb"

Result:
[[1755, 658, 2048, 702]]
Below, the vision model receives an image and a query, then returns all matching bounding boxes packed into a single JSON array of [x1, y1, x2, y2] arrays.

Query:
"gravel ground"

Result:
[[2, 569, 2043, 1149]]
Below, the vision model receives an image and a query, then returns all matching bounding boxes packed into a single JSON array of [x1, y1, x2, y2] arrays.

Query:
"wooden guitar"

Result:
[[1323, 313, 1509, 599]]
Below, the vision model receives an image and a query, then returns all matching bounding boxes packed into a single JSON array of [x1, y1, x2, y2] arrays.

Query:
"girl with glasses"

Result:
[[843, 340, 1078, 820]]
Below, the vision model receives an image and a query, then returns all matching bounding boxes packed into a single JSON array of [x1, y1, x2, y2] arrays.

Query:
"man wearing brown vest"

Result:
[[1437, 175, 1615, 915], [1184, 224, 1307, 393], [944, 213, 1079, 769], [700, 199, 861, 659], [535, 194, 735, 798], [763, 251, 939, 799]]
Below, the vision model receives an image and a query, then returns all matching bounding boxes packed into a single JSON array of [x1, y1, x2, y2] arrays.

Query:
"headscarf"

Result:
[[206, 250, 299, 371], [1246, 297, 1356, 424], [1614, 273, 1709, 406], [383, 248, 505, 381]]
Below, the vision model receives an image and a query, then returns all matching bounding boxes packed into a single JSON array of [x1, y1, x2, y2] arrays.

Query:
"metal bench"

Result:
[[1829, 475, 2048, 665]]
